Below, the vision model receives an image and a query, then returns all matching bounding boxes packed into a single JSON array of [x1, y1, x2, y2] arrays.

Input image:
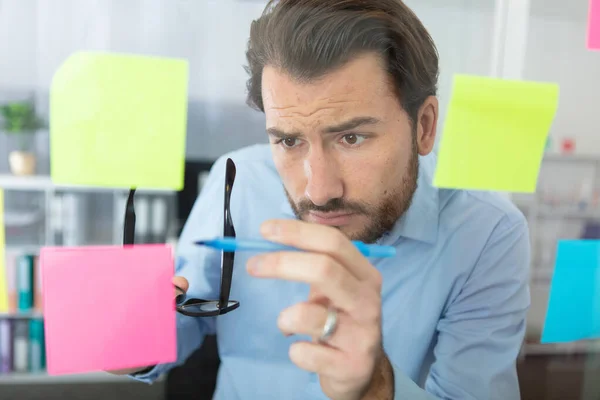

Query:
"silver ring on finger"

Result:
[[319, 308, 338, 343]]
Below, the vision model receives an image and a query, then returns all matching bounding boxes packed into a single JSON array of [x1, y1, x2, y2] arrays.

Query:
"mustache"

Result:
[[295, 198, 368, 214]]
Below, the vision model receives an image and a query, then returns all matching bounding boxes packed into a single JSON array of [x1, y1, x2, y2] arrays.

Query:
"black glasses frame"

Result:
[[123, 158, 240, 318]]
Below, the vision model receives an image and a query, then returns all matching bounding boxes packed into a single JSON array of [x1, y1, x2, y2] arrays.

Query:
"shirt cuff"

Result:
[[128, 363, 170, 384], [126, 312, 209, 384], [390, 361, 437, 400]]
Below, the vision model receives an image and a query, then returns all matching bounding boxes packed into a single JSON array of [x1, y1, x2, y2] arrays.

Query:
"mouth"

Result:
[[306, 211, 356, 226]]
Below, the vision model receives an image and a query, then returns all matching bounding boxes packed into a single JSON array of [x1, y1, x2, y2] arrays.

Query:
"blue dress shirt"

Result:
[[131, 144, 530, 399]]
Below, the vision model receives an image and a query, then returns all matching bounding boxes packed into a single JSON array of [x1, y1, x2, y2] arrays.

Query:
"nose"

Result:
[[304, 149, 343, 206]]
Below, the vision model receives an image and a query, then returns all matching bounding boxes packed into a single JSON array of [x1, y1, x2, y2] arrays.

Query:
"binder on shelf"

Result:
[[135, 195, 150, 244], [17, 254, 34, 312], [49, 193, 64, 246], [114, 193, 128, 244], [0, 319, 12, 373], [6, 252, 17, 312], [34, 256, 43, 313], [0, 189, 6, 313], [151, 197, 168, 243], [62, 193, 87, 247], [29, 318, 45, 372], [12, 319, 29, 372]]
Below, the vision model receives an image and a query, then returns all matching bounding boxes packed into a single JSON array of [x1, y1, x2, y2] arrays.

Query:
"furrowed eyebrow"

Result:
[[266, 128, 301, 139], [322, 117, 381, 133], [267, 116, 380, 139]]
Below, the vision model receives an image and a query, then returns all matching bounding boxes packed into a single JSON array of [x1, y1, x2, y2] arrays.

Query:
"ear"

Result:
[[415, 96, 438, 156]]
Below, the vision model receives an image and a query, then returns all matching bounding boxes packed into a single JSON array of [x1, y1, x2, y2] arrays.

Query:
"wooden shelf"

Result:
[[542, 154, 600, 163], [524, 341, 600, 356], [0, 174, 174, 194], [0, 312, 43, 319], [513, 202, 600, 218], [5, 245, 42, 254], [0, 371, 132, 385]]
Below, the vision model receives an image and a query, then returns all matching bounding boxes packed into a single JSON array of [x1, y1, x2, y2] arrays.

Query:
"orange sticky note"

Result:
[[41, 244, 176, 375]]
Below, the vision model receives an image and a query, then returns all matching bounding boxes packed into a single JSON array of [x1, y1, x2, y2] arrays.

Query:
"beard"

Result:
[[285, 136, 419, 244]]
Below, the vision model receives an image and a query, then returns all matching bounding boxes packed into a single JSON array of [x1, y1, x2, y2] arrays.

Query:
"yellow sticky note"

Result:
[[0, 190, 7, 312], [50, 51, 189, 190], [433, 75, 559, 192]]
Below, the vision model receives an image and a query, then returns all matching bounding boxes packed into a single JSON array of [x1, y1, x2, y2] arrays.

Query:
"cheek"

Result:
[[341, 150, 405, 200], [273, 153, 307, 196]]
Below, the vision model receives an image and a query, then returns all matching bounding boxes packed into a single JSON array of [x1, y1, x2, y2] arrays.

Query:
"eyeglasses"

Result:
[[123, 158, 240, 318]]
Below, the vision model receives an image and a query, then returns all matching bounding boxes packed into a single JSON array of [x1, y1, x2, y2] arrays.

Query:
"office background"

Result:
[[1, 0, 599, 399]]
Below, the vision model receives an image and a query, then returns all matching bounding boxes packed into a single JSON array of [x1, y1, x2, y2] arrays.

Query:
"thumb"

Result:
[[173, 276, 189, 301]]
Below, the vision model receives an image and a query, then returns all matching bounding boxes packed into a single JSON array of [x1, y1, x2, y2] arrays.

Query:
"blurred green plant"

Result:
[[0, 100, 45, 151]]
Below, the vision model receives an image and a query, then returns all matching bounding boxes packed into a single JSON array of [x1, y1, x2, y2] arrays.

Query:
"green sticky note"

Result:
[[50, 51, 189, 190], [433, 75, 559, 193]]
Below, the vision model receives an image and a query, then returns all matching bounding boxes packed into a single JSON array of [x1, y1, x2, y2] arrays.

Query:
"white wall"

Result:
[[0, 0, 497, 159], [405, 0, 497, 148], [4, 0, 596, 157], [3, 0, 593, 165], [0, 0, 38, 91], [525, 1, 600, 156], [0, 0, 268, 103]]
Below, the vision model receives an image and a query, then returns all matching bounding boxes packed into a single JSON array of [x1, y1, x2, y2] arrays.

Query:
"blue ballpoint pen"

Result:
[[195, 237, 396, 258]]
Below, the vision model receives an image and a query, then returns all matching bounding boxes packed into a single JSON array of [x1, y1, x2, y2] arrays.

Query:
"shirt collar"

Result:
[[279, 153, 440, 245], [383, 154, 440, 245]]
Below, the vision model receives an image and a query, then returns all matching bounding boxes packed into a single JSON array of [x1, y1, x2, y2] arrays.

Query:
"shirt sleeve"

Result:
[[129, 156, 230, 384], [421, 215, 531, 399], [390, 362, 438, 399]]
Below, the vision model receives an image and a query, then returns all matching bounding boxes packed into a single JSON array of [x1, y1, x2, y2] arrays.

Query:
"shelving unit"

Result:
[[512, 154, 600, 282], [1, 173, 177, 247], [0, 173, 178, 384], [513, 154, 600, 356]]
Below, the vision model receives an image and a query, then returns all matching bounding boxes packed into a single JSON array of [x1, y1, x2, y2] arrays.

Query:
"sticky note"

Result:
[[41, 244, 177, 375], [541, 240, 600, 343], [433, 75, 559, 192], [588, 0, 600, 50], [0, 190, 7, 312], [50, 51, 189, 190]]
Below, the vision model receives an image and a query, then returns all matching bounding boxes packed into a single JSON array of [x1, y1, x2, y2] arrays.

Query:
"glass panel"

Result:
[[1, 1, 534, 398], [518, 1, 600, 398], [404, 0, 498, 149]]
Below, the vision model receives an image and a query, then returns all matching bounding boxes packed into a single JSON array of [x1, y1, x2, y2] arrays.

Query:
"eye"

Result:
[[281, 137, 298, 148], [341, 134, 366, 146]]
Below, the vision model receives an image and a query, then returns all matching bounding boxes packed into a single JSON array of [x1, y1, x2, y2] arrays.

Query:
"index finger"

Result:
[[260, 219, 377, 282]]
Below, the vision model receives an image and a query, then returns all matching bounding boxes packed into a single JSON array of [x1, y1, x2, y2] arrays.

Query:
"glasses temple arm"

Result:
[[123, 188, 136, 245]]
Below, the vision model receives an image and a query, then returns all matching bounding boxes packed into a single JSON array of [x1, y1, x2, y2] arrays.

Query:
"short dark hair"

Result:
[[244, 0, 439, 123]]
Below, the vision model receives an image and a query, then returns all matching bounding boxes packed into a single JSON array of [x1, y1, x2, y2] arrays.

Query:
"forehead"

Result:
[[261, 54, 399, 123]]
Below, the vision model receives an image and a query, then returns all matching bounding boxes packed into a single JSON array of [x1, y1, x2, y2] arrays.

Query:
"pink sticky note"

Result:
[[41, 244, 177, 375], [589, 0, 600, 50]]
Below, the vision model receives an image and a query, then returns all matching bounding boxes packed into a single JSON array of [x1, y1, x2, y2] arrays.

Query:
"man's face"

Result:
[[261, 54, 436, 243]]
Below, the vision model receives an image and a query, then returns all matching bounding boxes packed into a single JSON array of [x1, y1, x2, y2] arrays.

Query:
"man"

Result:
[[124, 0, 530, 398]]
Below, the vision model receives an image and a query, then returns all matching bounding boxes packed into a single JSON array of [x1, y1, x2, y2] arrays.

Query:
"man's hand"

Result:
[[106, 276, 189, 376], [247, 219, 393, 400]]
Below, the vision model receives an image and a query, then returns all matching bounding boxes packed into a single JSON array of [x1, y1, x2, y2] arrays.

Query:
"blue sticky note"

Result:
[[541, 240, 600, 343]]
